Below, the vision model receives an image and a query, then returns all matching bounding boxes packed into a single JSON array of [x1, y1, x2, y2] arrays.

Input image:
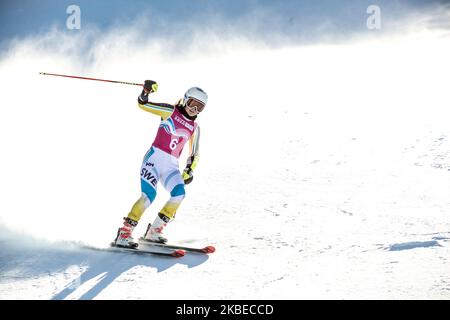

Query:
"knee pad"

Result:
[[170, 184, 186, 198], [141, 179, 157, 202]]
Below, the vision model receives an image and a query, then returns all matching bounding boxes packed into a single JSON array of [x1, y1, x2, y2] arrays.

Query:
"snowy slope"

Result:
[[1, 26, 450, 299]]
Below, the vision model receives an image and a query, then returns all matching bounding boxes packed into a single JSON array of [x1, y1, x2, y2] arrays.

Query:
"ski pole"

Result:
[[39, 72, 143, 87]]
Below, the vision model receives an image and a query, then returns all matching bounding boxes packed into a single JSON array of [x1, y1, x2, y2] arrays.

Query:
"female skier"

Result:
[[114, 80, 207, 248]]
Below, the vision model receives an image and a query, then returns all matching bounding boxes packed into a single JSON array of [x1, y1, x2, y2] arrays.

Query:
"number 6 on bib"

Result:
[[170, 138, 179, 150]]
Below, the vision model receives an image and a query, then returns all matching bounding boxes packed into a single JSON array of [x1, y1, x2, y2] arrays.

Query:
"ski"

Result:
[[83, 243, 185, 258], [109, 243, 185, 257], [139, 237, 215, 254]]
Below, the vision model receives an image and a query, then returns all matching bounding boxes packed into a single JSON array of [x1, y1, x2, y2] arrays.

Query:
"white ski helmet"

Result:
[[182, 87, 208, 108]]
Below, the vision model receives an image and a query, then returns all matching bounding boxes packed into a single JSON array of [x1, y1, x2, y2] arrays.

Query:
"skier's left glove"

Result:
[[182, 168, 193, 185]]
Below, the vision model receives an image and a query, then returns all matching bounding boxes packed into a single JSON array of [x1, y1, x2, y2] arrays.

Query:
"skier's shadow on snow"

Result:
[[51, 250, 208, 300]]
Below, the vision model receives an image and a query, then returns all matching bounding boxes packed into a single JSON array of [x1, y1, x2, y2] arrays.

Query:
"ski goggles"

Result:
[[186, 98, 206, 113]]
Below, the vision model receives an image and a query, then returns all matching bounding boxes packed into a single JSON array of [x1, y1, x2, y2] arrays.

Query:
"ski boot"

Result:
[[143, 213, 169, 244], [114, 217, 139, 248]]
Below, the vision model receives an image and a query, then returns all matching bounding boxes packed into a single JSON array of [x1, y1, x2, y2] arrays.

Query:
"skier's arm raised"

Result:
[[183, 126, 200, 185], [137, 80, 174, 120]]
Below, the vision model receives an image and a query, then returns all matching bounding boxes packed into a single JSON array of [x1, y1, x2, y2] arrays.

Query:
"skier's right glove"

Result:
[[138, 80, 158, 104], [182, 168, 194, 185], [144, 80, 158, 94]]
